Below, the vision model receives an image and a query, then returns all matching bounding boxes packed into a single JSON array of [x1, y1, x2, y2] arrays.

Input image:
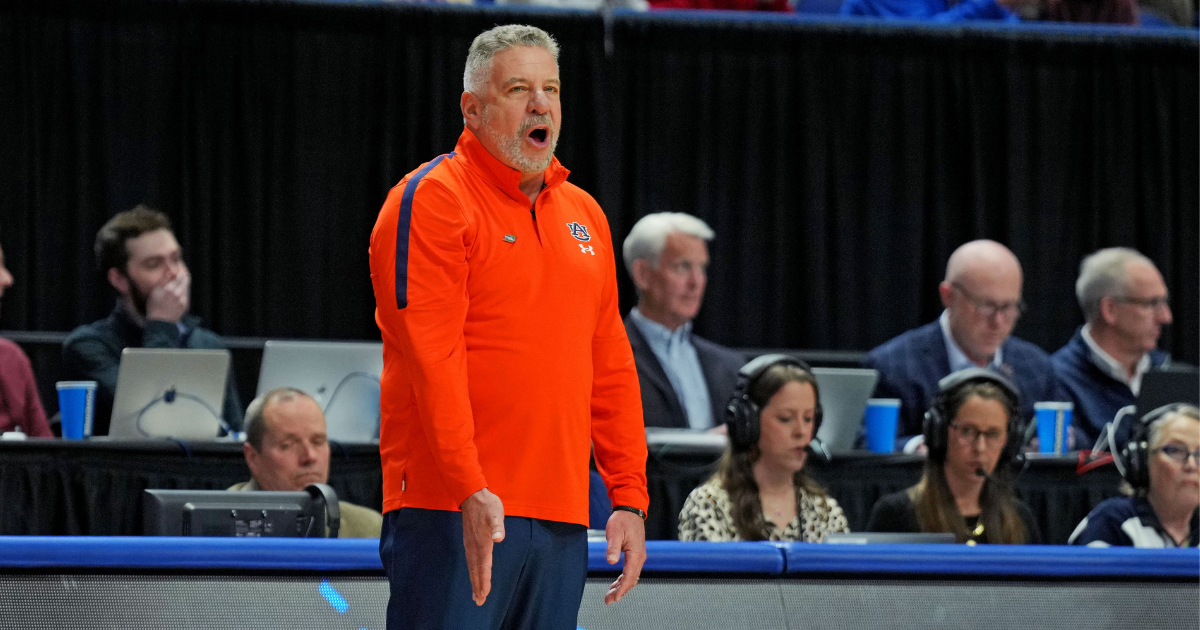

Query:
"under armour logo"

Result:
[[579, 244, 594, 255]]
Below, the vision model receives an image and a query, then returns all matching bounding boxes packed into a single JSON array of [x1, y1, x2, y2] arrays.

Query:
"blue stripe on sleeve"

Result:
[[395, 151, 455, 309]]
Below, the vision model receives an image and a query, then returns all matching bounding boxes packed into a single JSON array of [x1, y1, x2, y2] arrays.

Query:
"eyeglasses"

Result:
[[951, 283, 1026, 320], [1157, 445, 1200, 465], [948, 423, 1006, 448], [1112, 295, 1170, 310]]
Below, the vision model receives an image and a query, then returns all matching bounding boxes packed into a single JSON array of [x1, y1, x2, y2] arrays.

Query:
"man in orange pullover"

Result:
[[369, 25, 649, 629]]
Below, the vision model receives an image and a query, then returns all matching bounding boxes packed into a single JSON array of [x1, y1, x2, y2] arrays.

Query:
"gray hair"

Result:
[[244, 387, 314, 452], [1148, 405, 1200, 451], [1076, 247, 1156, 323], [621, 212, 714, 279], [463, 25, 560, 95]]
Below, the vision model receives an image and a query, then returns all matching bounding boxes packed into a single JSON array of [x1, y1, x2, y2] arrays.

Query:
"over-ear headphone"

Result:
[[725, 354, 821, 452], [923, 367, 1023, 465], [1119, 403, 1191, 491]]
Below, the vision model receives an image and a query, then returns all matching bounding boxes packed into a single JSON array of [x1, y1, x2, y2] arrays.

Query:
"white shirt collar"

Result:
[[1081, 324, 1151, 395], [938, 311, 1003, 372]]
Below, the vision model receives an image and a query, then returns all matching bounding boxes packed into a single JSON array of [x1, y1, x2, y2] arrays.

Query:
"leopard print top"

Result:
[[677, 476, 850, 542]]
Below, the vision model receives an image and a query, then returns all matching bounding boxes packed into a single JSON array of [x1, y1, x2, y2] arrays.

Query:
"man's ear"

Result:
[[461, 91, 483, 130], [938, 282, 954, 309], [106, 268, 129, 295], [243, 441, 260, 478], [1099, 296, 1119, 325], [631, 258, 652, 292]]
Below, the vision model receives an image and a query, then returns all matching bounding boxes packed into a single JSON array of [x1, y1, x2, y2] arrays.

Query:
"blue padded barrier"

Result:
[[589, 540, 786, 574], [0, 537, 385, 572], [1, 537, 1195, 580], [781, 542, 1200, 579]]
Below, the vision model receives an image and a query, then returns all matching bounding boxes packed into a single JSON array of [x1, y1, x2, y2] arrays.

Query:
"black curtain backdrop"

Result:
[[1, 1, 1196, 362]]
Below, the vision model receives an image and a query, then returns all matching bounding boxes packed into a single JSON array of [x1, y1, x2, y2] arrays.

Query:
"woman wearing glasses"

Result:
[[866, 368, 1040, 544], [1069, 405, 1199, 547]]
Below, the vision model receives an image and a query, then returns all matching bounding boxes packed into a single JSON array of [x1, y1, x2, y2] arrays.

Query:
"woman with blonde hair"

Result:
[[1070, 405, 1199, 547]]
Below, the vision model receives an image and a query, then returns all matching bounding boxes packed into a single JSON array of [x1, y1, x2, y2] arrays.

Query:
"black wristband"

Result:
[[612, 505, 647, 520]]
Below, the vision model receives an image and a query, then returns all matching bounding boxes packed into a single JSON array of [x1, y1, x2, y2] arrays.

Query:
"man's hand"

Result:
[[460, 488, 505, 606], [145, 270, 191, 323], [603, 509, 646, 605]]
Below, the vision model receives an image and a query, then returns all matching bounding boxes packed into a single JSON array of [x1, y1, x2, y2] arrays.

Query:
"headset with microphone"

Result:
[[725, 354, 823, 453], [1113, 403, 1193, 491], [922, 367, 1024, 468]]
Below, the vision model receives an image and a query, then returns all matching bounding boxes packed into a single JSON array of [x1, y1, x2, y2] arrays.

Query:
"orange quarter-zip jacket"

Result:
[[369, 128, 648, 526]]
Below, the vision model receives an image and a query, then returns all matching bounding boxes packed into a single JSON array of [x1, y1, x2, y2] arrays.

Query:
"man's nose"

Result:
[[1158, 303, 1173, 325], [528, 88, 550, 114]]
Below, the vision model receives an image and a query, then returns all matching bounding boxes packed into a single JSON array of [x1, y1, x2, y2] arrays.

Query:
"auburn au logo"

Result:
[[565, 222, 591, 242]]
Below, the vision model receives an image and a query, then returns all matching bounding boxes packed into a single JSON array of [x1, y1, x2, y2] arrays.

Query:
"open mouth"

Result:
[[527, 126, 550, 147]]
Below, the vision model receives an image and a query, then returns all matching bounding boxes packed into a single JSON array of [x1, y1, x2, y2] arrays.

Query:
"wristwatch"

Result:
[[611, 505, 647, 520]]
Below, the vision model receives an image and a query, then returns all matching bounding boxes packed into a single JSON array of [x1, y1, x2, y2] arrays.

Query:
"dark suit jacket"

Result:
[[625, 316, 746, 429], [863, 320, 1062, 443]]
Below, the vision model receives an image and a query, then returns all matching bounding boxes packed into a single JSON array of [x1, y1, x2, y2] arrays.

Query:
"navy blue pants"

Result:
[[379, 508, 588, 630]]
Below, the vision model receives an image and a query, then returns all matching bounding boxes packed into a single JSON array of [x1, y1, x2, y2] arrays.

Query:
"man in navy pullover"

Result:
[[1052, 248, 1173, 448]]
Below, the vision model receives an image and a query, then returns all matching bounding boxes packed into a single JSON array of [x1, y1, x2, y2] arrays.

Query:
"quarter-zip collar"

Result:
[[453, 127, 570, 206]]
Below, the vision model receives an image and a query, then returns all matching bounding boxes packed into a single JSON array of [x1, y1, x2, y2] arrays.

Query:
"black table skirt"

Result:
[[0, 439, 383, 536], [648, 448, 1125, 545], [2, 440, 1120, 544]]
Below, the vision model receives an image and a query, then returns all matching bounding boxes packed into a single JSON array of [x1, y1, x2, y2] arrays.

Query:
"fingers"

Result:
[[490, 512, 505, 542], [604, 510, 647, 605], [606, 527, 622, 564], [461, 489, 505, 607], [604, 574, 629, 605], [465, 525, 495, 606], [475, 541, 493, 606], [607, 546, 645, 604], [604, 557, 644, 606]]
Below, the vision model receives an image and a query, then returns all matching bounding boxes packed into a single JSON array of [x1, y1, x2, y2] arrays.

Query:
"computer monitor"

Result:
[[108, 348, 231, 439], [1137, 365, 1200, 415], [142, 485, 340, 538], [256, 340, 383, 443], [812, 367, 879, 453]]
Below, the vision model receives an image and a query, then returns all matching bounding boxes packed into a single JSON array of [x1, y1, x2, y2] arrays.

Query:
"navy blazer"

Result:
[[625, 316, 746, 429], [863, 320, 1062, 442], [1051, 327, 1169, 448]]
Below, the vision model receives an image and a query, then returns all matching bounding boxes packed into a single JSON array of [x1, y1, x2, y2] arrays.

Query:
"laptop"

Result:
[[1136, 364, 1199, 415], [256, 340, 384, 443], [824, 532, 957, 544], [645, 427, 728, 456], [812, 367, 879, 453], [108, 348, 231, 439]]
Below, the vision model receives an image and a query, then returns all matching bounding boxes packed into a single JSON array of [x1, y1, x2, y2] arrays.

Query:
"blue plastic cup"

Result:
[[1034, 402, 1073, 454], [863, 398, 902, 453], [56, 381, 97, 440]]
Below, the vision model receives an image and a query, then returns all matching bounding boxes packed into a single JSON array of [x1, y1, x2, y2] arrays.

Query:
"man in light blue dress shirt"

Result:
[[622, 213, 746, 431]]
